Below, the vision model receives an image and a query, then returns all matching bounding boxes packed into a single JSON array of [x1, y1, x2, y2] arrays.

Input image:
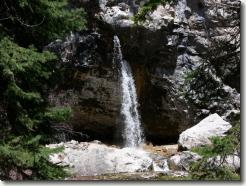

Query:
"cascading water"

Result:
[[113, 36, 144, 147]]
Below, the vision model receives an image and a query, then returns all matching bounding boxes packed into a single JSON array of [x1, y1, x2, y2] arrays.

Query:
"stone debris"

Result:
[[168, 151, 201, 171]]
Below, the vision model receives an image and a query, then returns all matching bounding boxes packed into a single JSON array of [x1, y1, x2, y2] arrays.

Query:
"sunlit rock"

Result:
[[168, 151, 201, 171], [47, 141, 170, 177], [178, 113, 232, 150]]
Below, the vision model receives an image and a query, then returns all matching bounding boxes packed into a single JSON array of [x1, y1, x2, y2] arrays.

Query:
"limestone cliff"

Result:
[[46, 0, 240, 145]]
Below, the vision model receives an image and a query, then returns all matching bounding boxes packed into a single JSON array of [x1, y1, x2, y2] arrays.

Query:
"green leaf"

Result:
[[44, 107, 72, 123]]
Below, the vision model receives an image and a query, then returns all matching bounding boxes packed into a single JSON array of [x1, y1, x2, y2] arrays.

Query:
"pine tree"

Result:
[[0, 0, 86, 180]]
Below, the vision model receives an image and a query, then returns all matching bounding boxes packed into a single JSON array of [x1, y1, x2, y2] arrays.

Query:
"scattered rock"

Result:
[[152, 160, 169, 174], [169, 170, 189, 177], [8, 169, 23, 180], [209, 155, 240, 172], [22, 169, 32, 176], [143, 144, 178, 157], [91, 140, 103, 144], [168, 151, 201, 171]]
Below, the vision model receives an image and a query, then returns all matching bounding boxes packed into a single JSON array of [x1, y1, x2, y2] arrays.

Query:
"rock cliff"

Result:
[[46, 0, 240, 145]]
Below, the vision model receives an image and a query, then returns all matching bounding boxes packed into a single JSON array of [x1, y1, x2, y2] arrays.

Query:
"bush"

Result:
[[133, 0, 172, 23], [190, 121, 240, 180]]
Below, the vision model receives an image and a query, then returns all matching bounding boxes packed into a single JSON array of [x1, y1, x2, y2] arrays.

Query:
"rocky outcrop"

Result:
[[178, 113, 232, 150], [46, 140, 169, 177], [45, 0, 240, 145], [46, 32, 122, 143], [97, 0, 134, 27], [94, 0, 240, 143], [93, 0, 193, 144], [143, 4, 175, 30], [47, 140, 239, 178]]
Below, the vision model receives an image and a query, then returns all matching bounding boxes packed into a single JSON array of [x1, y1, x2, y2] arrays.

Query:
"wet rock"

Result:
[[152, 160, 169, 174], [168, 151, 201, 171], [150, 154, 170, 174], [47, 32, 122, 143], [46, 27, 192, 144], [178, 113, 232, 150], [45, 0, 240, 145]]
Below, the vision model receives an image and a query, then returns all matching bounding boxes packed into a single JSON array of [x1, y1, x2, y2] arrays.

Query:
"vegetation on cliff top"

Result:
[[133, 0, 172, 24], [0, 0, 86, 180]]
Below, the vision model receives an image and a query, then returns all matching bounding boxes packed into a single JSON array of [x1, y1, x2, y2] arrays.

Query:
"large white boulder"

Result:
[[47, 141, 169, 177], [178, 113, 232, 150]]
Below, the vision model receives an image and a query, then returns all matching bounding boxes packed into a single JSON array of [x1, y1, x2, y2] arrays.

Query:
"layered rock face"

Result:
[[46, 0, 240, 144], [47, 33, 122, 143]]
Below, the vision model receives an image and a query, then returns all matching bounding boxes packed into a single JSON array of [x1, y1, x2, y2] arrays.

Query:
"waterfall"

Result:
[[113, 36, 144, 147]]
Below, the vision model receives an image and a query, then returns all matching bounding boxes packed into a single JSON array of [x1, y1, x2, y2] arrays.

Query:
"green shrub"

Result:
[[0, 37, 71, 180], [133, 0, 172, 24], [190, 121, 240, 180], [44, 107, 72, 123]]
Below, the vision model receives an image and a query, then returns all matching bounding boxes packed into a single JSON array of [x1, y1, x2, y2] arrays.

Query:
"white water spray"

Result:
[[113, 36, 144, 147]]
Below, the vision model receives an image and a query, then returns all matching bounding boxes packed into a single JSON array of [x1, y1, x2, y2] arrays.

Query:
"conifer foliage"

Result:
[[0, 0, 86, 180], [190, 121, 240, 180]]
